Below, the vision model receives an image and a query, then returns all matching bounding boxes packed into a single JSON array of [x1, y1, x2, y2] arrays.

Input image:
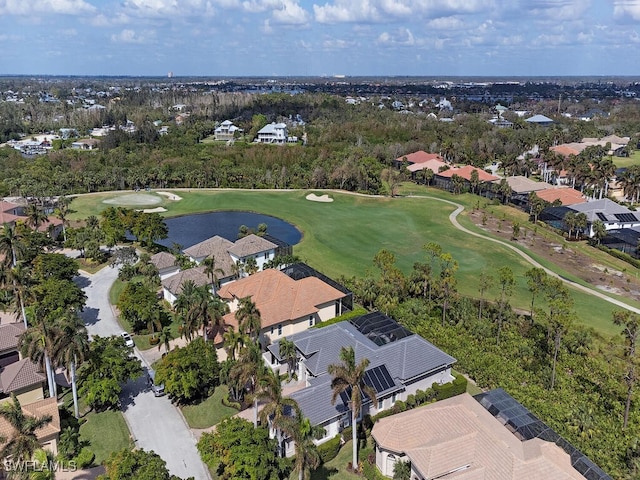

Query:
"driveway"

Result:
[[78, 266, 211, 480]]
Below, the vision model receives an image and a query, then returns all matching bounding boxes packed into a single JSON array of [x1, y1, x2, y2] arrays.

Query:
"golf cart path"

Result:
[[411, 195, 640, 315], [78, 266, 211, 480]]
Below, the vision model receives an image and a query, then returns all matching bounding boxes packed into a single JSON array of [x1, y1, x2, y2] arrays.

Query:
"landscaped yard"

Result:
[[181, 385, 238, 429], [613, 150, 640, 169], [69, 188, 639, 336], [79, 409, 133, 465]]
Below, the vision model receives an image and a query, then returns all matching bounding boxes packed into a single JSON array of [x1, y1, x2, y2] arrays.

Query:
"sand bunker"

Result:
[[157, 191, 182, 201], [306, 193, 334, 203], [103, 193, 162, 206], [139, 207, 167, 213]]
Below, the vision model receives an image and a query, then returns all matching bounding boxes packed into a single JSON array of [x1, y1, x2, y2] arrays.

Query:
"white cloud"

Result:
[[110, 29, 155, 44], [313, 0, 490, 24], [322, 38, 357, 49], [0, 0, 96, 15], [272, 0, 309, 24], [613, 0, 640, 20], [121, 0, 216, 17], [525, 0, 590, 21], [376, 27, 416, 45], [89, 13, 131, 27], [426, 16, 464, 30]]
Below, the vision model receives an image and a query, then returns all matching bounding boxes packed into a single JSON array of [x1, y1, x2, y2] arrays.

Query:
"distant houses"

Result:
[[255, 123, 298, 144]]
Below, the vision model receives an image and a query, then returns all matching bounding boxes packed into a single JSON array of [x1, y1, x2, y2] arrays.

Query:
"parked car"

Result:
[[120, 332, 134, 348], [147, 369, 165, 397]]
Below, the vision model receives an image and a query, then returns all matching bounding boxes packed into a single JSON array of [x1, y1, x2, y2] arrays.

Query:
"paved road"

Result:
[[411, 195, 640, 315], [78, 266, 211, 480]]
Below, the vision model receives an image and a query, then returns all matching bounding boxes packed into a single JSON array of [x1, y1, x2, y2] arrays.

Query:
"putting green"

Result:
[[102, 193, 163, 206]]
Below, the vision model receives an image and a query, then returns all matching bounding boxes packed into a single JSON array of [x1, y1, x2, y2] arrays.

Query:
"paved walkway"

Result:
[[78, 266, 211, 480], [413, 195, 640, 315]]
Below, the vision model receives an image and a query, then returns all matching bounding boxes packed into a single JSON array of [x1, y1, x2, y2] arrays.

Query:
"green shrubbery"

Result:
[[317, 435, 342, 463], [313, 307, 368, 329], [74, 447, 95, 469]]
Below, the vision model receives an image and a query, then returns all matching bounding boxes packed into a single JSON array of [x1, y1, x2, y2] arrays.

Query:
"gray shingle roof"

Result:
[[161, 266, 210, 295], [183, 235, 233, 260], [150, 251, 177, 270], [228, 234, 277, 258], [289, 376, 349, 425]]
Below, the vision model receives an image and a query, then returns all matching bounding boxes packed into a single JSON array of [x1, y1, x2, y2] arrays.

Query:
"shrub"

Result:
[[317, 435, 342, 463], [312, 307, 368, 329], [221, 396, 241, 410], [432, 373, 467, 401], [391, 400, 406, 414], [74, 447, 95, 469], [149, 336, 160, 346], [405, 394, 416, 408]]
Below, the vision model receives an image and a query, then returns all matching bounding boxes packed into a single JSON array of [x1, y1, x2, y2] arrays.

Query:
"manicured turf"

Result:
[[307, 440, 363, 480], [181, 385, 238, 429], [613, 150, 640, 169], [70, 188, 638, 336], [79, 409, 133, 465]]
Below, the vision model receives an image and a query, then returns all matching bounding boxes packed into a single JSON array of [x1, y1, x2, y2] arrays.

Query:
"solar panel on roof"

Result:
[[350, 312, 413, 345], [363, 365, 396, 394], [614, 213, 638, 222], [596, 212, 608, 221]]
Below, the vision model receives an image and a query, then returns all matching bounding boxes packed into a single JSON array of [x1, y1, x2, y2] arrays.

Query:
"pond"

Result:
[[156, 211, 302, 249]]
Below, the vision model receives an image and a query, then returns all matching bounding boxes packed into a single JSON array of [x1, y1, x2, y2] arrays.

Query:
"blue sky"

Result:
[[1, 0, 639, 77]]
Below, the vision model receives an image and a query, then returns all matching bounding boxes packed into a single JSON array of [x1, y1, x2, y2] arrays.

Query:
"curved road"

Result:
[[413, 195, 640, 315], [79, 265, 211, 480]]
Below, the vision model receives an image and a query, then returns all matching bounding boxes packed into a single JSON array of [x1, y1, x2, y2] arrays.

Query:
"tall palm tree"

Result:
[[0, 395, 53, 463], [203, 255, 224, 291], [19, 308, 60, 398], [54, 200, 69, 243], [279, 337, 298, 381], [291, 416, 322, 480], [231, 341, 266, 427], [257, 368, 300, 457], [0, 223, 24, 268], [223, 329, 246, 361], [328, 346, 376, 473], [25, 204, 48, 231], [236, 296, 261, 344], [1, 261, 31, 328], [53, 313, 90, 419], [158, 325, 174, 355]]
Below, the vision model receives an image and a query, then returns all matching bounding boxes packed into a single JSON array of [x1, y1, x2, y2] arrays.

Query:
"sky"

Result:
[[0, 0, 639, 77]]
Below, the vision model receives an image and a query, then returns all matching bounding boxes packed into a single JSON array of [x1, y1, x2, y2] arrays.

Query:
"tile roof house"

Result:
[[371, 392, 603, 480], [535, 187, 586, 206], [267, 313, 456, 455], [149, 252, 180, 280], [216, 269, 348, 359], [160, 266, 211, 305], [0, 397, 61, 456], [0, 200, 63, 235], [434, 165, 498, 191], [393, 151, 445, 167], [0, 323, 25, 368], [228, 234, 278, 273]]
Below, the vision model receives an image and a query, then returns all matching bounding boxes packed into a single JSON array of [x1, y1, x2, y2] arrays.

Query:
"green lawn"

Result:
[[613, 150, 640, 169], [306, 440, 363, 480], [70, 188, 639, 336], [181, 385, 238, 429], [79, 409, 133, 465]]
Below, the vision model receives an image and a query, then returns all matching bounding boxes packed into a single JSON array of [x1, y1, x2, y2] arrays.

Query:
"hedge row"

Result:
[[596, 245, 640, 269], [312, 307, 368, 329]]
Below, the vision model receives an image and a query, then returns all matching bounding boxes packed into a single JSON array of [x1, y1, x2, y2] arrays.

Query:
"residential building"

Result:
[[0, 200, 62, 235], [214, 120, 243, 141], [227, 234, 278, 273], [161, 266, 211, 305], [371, 390, 609, 480], [149, 252, 180, 280], [255, 123, 297, 144], [526, 114, 554, 126], [434, 165, 498, 191], [216, 269, 348, 359], [71, 138, 99, 150], [268, 312, 456, 454]]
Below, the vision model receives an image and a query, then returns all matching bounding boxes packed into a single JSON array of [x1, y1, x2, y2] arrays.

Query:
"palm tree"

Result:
[[236, 296, 262, 344], [223, 329, 246, 361], [327, 346, 376, 473], [0, 394, 53, 463], [257, 368, 300, 456], [25, 204, 48, 231], [203, 255, 224, 291], [158, 325, 174, 355], [291, 416, 322, 480], [54, 200, 69, 243], [19, 308, 60, 398], [279, 337, 298, 381], [231, 341, 266, 427], [0, 223, 24, 268], [53, 313, 90, 419], [4, 261, 31, 328], [29, 448, 56, 480], [204, 292, 229, 342]]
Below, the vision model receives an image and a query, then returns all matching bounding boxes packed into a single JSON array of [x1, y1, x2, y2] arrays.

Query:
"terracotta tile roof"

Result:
[[551, 144, 582, 157], [0, 323, 25, 352], [0, 397, 60, 447], [372, 393, 585, 479], [395, 151, 445, 165], [218, 269, 345, 330], [150, 252, 177, 270], [406, 158, 447, 173], [161, 266, 210, 295], [0, 358, 46, 393], [228, 234, 277, 258], [536, 188, 586, 206], [496, 176, 551, 194], [437, 165, 498, 182]]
